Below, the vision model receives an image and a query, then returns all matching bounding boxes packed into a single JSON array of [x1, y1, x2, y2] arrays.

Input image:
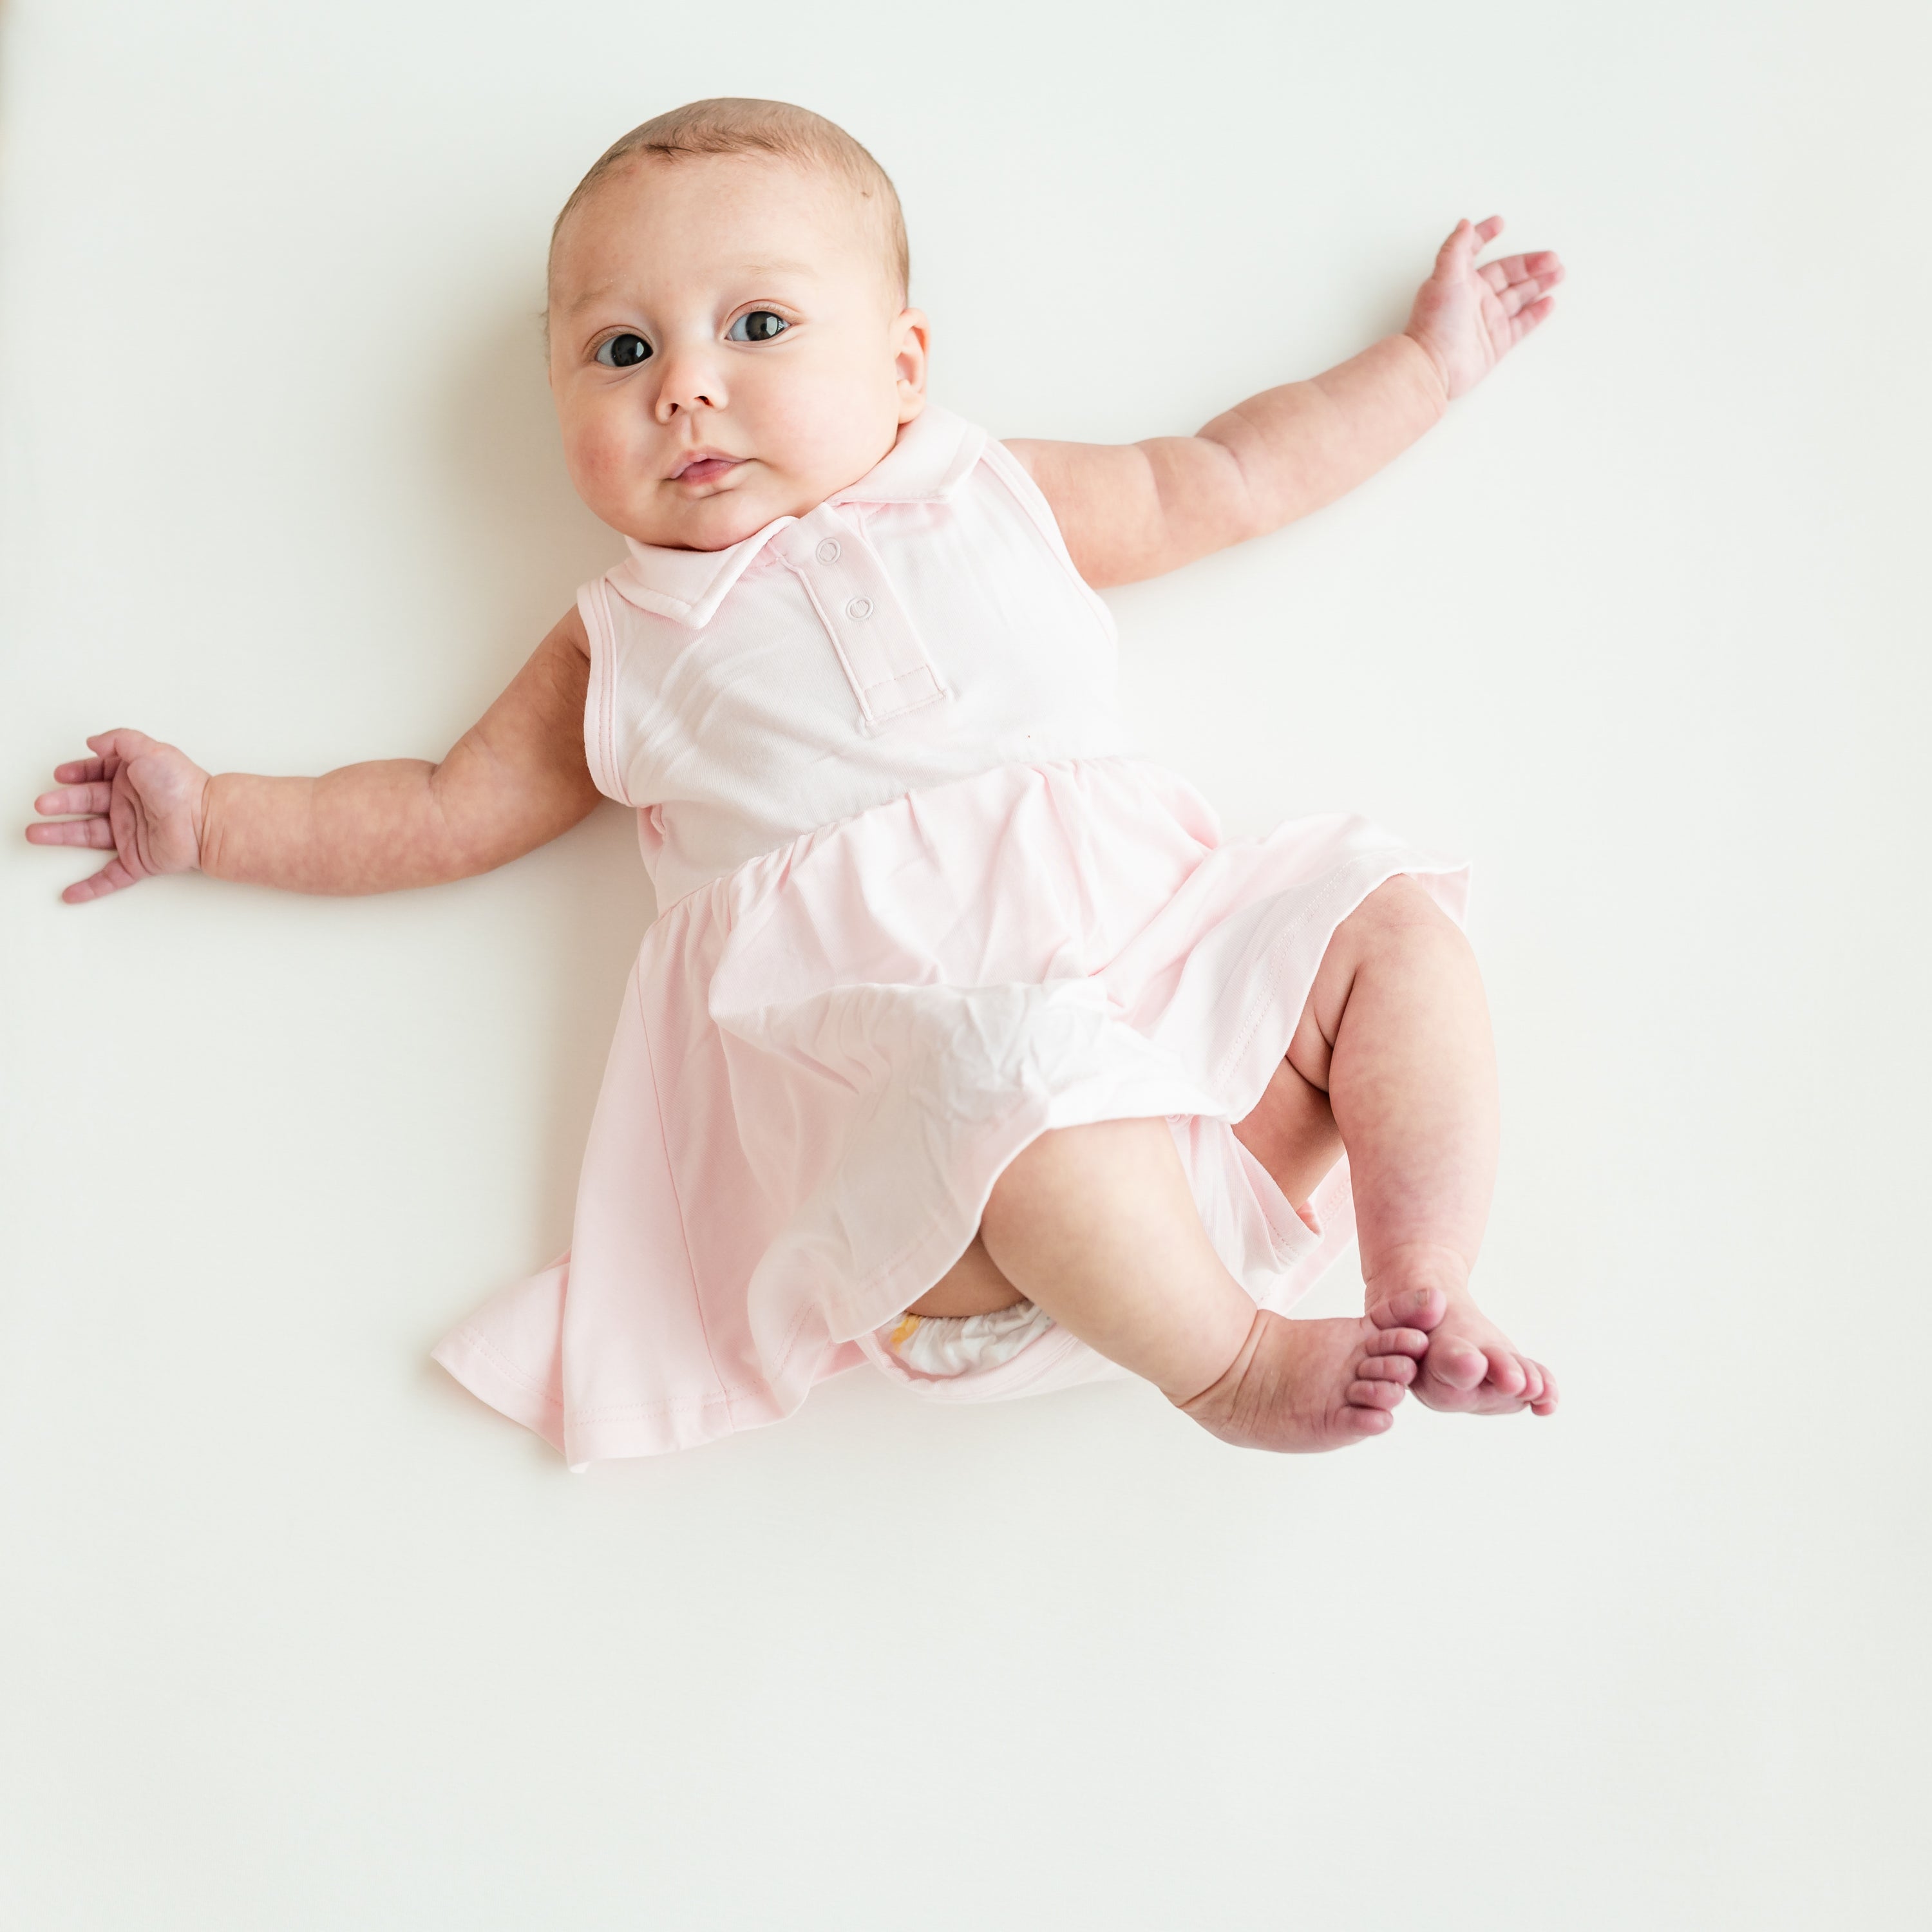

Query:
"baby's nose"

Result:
[[651, 344, 728, 421]]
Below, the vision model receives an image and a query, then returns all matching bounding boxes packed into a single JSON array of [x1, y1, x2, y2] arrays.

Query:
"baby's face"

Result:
[[548, 155, 927, 552]]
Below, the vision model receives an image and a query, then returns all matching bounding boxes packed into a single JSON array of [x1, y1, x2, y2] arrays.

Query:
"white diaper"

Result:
[[878, 1300, 1057, 1378]]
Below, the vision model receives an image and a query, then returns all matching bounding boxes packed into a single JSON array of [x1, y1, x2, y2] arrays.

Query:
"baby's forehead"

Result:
[[551, 151, 898, 307]]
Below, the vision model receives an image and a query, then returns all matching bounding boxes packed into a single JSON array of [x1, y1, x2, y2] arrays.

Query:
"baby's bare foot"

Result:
[[1366, 1244, 1558, 1417], [1175, 1288, 1440, 1452]]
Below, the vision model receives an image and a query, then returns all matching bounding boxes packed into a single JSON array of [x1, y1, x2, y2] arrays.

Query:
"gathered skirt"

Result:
[[431, 755, 1467, 1464]]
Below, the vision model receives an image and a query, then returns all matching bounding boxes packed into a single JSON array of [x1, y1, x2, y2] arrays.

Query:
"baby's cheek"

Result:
[[568, 418, 645, 515], [731, 372, 810, 464], [761, 381, 891, 498]]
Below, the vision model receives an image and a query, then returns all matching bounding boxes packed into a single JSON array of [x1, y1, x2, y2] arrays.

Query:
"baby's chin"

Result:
[[618, 471, 824, 553]]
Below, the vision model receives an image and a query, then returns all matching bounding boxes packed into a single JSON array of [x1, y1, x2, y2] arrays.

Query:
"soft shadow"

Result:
[[440, 294, 623, 638], [434, 296, 658, 1247]]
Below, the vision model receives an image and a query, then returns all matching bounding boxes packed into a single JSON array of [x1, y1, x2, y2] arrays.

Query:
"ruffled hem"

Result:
[[432, 755, 1468, 1463]]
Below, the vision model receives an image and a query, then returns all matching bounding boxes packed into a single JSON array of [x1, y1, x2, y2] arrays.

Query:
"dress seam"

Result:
[[578, 577, 630, 806], [647, 750, 1140, 920], [634, 957, 736, 1425]]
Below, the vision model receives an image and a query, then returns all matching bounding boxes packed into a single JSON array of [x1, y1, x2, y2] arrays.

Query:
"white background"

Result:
[[3, 2, 1927, 1925]]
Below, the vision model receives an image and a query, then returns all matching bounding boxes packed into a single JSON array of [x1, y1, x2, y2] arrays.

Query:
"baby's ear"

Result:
[[893, 307, 931, 419]]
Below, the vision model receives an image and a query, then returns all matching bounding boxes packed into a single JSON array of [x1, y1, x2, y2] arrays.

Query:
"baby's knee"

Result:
[[1341, 875, 1464, 956], [1325, 876, 1474, 996]]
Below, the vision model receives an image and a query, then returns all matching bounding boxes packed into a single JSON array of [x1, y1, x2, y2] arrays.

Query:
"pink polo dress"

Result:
[[431, 404, 1468, 1464]]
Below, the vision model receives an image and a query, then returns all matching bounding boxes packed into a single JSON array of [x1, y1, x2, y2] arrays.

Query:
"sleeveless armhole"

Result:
[[980, 437, 1121, 645], [576, 575, 632, 806]]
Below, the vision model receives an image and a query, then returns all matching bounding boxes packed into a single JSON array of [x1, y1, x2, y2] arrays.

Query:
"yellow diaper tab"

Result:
[[877, 1300, 1056, 1378]]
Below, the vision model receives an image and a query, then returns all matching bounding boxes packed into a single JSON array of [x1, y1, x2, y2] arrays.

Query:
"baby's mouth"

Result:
[[670, 453, 743, 486]]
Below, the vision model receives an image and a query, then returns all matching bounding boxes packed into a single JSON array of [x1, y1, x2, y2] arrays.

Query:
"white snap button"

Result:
[[815, 538, 840, 564], [846, 596, 874, 620]]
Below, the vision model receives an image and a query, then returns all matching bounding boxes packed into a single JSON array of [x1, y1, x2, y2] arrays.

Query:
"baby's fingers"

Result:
[[1481, 254, 1564, 310], [34, 780, 113, 818], [1495, 281, 1556, 323], [26, 816, 114, 848], [61, 857, 142, 904], [52, 757, 111, 785], [1436, 214, 1504, 269], [1481, 247, 1562, 283], [1510, 296, 1557, 345], [1433, 218, 1477, 272]]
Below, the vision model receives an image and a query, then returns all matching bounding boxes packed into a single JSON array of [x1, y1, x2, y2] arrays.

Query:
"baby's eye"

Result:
[[594, 333, 652, 368], [726, 310, 789, 344]]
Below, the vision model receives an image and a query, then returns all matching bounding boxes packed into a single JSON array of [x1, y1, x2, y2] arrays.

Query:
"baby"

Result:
[[26, 99, 1563, 1463]]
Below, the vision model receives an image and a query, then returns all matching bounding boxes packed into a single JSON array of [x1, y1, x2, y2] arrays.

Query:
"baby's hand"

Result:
[[26, 729, 211, 903], [1403, 216, 1564, 402]]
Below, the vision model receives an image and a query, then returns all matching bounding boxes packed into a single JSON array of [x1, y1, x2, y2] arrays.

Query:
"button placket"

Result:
[[779, 508, 950, 731]]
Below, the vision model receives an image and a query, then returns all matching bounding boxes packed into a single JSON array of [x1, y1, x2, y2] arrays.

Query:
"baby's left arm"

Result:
[[1008, 216, 1562, 589]]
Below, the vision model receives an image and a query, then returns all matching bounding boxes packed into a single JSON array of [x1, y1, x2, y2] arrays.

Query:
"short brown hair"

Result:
[[549, 97, 909, 305]]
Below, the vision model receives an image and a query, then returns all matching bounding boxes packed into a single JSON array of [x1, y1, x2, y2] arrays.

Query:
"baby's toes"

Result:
[[1347, 1376, 1406, 1410], [1371, 1286, 1445, 1334], [1364, 1323, 1431, 1365], [1354, 1352, 1417, 1388], [1421, 1334, 1490, 1394], [1484, 1348, 1529, 1400], [1335, 1403, 1396, 1438], [1528, 1361, 1559, 1416], [1441, 1350, 1531, 1415], [1347, 1350, 1414, 1412]]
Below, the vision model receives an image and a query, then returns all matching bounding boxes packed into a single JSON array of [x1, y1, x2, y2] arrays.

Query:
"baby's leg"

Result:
[[1291, 877, 1557, 1416], [908, 1234, 1028, 1318], [977, 1116, 1437, 1450], [1232, 1056, 1342, 1231], [909, 1082, 1332, 1320]]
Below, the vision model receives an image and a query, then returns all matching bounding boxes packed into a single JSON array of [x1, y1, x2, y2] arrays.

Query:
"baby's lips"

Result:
[[669, 451, 743, 483]]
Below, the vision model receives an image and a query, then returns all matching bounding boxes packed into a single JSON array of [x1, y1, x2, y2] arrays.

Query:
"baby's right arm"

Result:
[[26, 608, 602, 904]]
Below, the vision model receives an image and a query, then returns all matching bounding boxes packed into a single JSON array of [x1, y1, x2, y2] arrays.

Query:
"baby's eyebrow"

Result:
[[561, 260, 819, 316], [732, 258, 816, 279]]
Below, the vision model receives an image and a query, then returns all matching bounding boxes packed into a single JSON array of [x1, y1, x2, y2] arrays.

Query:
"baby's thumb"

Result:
[[86, 727, 155, 762]]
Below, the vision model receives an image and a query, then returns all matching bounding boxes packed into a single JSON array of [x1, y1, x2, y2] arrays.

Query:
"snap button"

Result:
[[845, 595, 874, 620], [815, 538, 841, 564]]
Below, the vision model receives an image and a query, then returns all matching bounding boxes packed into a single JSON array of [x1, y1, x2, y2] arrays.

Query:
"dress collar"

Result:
[[607, 403, 985, 628]]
